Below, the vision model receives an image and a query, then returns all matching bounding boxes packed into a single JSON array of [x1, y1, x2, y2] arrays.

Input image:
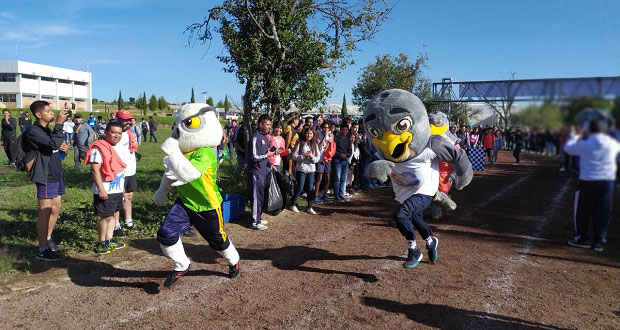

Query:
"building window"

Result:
[[0, 94, 17, 102], [0, 73, 16, 82], [59, 96, 71, 101], [75, 98, 85, 102], [58, 79, 71, 84], [22, 74, 36, 80], [41, 77, 55, 82], [42, 95, 55, 100], [22, 94, 37, 98], [74, 81, 87, 86]]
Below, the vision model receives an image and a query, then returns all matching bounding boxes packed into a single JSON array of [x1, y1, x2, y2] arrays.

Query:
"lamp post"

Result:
[[201, 92, 208, 105]]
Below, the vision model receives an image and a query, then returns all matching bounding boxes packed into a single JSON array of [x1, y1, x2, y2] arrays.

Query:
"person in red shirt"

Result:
[[481, 129, 495, 166]]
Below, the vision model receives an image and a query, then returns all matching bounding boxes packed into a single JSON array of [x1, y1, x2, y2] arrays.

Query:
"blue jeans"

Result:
[[236, 152, 245, 175], [291, 171, 315, 208], [64, 132, 73, 144], [395, 194, 433, 241], [332, 158, 349, 199], [228, 142, 234, 159]]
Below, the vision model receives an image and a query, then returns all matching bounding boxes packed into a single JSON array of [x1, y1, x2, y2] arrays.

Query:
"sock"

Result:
[[125, 219, 133, 227], [408, 240, 417, 249], [46, 236, 51, 240], [114, 223, 121, 230], [425, 236, 434, 246], [38, 246, 47, 253], [160, 239, 191, 271], [216, 241, 240, 266]]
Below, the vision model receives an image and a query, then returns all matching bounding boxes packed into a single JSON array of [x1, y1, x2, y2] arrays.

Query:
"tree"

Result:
[[341, 94, 348, 118], [352, 53, 428, 107], [186, 0, 391, 124], [448, 103, 481, 126], [562, 96, 612, 125], [224, 95, 230, 113], [149, 94, 158, 111], [136, 92, 147, 116], [216, 100, 225, 108], [513, 100, 563, 131], [117, 91, 125, 110], [206, 96, 214, 106], [158, 96, 168, 110], [129, 97, 136, 104], [92, 98, 98, 104], [191, 88, 195, 103]]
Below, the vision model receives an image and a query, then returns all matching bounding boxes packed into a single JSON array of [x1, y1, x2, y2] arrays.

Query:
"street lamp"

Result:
[[201, 91, 208, 105]]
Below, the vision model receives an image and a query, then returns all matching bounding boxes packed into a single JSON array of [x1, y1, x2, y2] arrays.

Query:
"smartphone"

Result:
[[269, 146, 277, 152]]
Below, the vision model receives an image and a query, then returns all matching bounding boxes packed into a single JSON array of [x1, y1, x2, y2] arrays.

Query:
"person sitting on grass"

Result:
[[85, 122, 127, 254]]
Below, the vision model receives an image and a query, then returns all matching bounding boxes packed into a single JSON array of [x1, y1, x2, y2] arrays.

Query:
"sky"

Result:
[[1, 0, 618, 106]]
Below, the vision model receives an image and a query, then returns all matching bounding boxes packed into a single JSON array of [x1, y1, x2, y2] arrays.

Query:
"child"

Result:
[[314, 122, 335, 204], [267, 122, 290, 172], [290, 127, 320, 214], [492, 130, 503, 165], [24, 101, 70, 261], [481, 128, 495, 165], [86, 122, 127, 254]]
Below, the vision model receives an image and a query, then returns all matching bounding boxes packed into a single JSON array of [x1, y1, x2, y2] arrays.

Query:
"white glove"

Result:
[[154, 176, 173, 206], [365, 160, 395, 183], [160, 137, 201, 186]]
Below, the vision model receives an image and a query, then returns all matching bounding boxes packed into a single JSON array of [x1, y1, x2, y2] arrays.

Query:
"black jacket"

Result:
[[1, 117, 17, 139], [24, 122, 65, 184]]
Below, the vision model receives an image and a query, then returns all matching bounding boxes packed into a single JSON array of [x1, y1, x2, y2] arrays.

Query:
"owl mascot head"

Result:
[[153, 103, 240, 288]]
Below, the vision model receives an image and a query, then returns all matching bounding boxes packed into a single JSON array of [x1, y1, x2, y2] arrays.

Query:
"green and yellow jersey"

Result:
[[176, 147, 222, 212]]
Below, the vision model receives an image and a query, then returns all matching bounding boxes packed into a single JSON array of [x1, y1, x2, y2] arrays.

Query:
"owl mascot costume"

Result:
[[428, 111, 462, 219], [154, 103, 240, 288], [364, 89, 472, 269]]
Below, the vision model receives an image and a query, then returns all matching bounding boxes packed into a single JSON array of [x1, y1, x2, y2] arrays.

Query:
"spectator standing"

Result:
[[24, 101, 69, 260], [85, 122, 127, 254], [113, 110, 139, 233], [314, 122, 334, 203], [72, 114, 95, 171], [512, 130, 524, 165], [247, 114, 276, 230], [468, 127, 480, 148], [564, 120, 620, 252], [87, 114, 96, 129], [148, 116, 158, 142], [290, 127, 320, 214], [456, 125, 469, 150], [96, 116, 107, 140], [492, 130, 503, 165], [232, 122, 248, 175], [18, 110, 26, 133], [267, 122, 289, 172], [130, 118, 142, 145], [140, 118, 149, 142], [2, 109, 18, 166], [332, 123, 352, 202], [481, 129, 495, 165], [228, 120, 238, 160], [62, 118, 75, 145], [108, 112, 117, 124]]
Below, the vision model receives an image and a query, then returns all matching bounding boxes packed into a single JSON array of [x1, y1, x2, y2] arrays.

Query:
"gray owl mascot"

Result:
[[154, 103, 240, 288], [364, 89, 473, 269]]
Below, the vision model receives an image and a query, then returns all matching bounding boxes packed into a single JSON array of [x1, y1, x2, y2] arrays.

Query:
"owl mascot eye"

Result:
[[153, 103, 240, 287], [363, 89, 473, 269]]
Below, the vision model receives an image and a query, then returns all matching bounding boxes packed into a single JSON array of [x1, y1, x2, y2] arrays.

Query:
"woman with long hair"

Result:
[[290, 127, 320, 214]]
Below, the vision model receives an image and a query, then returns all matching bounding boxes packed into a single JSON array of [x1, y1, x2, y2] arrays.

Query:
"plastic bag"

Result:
[[263, 169, 284, 215]]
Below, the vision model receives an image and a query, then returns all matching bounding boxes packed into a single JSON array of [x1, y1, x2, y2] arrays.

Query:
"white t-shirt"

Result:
[[63, 121, 75, 133], [390, 148, 439, 203], [89, 147, 126, 194], [116, 131, 136, 176]]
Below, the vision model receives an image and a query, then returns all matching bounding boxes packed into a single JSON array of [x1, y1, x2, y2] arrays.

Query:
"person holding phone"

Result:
[[332, 123, 352, 202], [247, 114, 276, 230], [267, 122, 289, 172]]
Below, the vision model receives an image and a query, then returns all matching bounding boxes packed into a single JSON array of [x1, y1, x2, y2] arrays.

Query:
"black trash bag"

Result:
[[275, 171, 295, 208], [263, 169, 284, 215]]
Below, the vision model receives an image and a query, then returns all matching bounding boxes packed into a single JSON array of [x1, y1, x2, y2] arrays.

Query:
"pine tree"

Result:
[[158, 96, 168, 110], [206, 97, 214, 106], [224, 95, 230, 112], [117, 91, 125, 110], [149, 94, 158, 111], [341, 94, 348, 119], [191, 88, 195, 103]]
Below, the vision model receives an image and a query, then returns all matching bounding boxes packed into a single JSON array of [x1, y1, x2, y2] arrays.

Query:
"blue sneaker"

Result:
[[403, 248, 423, 268], [314, 197, 323, 204], [426, 237, 439, 264], [323, 196, 331, 203]]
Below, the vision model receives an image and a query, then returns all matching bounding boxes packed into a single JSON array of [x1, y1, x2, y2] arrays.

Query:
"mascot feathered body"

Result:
[[364, 89, 472, 268], [154, 103, 239, 288], [429, 111, 462, 219]]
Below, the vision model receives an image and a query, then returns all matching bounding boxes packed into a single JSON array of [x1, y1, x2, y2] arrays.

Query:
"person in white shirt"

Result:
[[564, 119, 620, 252], [113, 110, 139, 235], [62, 118, 75, 145]]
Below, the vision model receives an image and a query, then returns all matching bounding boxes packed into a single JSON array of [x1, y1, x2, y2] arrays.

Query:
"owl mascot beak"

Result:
[[429, 124, 448, 136], [373, 131, 412, 162]]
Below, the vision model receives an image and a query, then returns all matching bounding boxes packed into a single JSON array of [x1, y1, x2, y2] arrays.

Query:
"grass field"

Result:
[[0, 127, 246, 274]]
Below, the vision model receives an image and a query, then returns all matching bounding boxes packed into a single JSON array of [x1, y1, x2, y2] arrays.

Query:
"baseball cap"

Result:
[[74, 114, 82, 118], [116, 109, 135, 120]]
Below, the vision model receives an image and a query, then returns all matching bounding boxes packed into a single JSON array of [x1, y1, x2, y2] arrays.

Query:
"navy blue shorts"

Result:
[[316, 161, 331, 174], [36, 179, 65, 199], [157, 199, 230, 251]]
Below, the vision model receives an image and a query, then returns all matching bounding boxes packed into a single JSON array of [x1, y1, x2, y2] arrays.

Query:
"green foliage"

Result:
[[191, 88, 195, 103], [613, 97, 620, 125], [149, 94, 158, 111], [158, 96, 168, 110], [117, 91, 125, 110], [449, 103, 481, 125], [341, 94, 348, 118], [92, 98, 98, 104], [513, 100, 564, 131], [352, 53, 428, 107], [129, 97, 136, 104], [206, 96, 214, 106], [224, 95, 230, 112], [216, 100, 225, 107], [0, 127, 246, 274], [187, 0, 390, 123], [563, 96, 613, 125]]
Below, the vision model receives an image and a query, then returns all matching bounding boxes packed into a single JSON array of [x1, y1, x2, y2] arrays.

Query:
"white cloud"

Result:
[[0, 11, 15, 20], [0, 22, 87, 41]]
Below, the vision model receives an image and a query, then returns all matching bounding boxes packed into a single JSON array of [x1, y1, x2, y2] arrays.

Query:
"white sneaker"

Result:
[[290, 205, 299, 213], [124, 219, 133, 228], [260, 220, 268, 225], [512, 162, 519, 166], [251, 223, 268, 230], [559, 167, 566, 172], [308, 207, 317, 215]]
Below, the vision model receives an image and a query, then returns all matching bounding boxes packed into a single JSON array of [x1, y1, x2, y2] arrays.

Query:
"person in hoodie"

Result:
[[247, 114, 277, 230], [564, 118, 620, 252]]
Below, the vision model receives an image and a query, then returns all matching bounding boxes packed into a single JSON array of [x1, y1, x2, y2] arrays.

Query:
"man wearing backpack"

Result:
[[2, 109, 18, 166], [148, 116, 157, 142], [24, 100, 70, 261], [140, 118, 149, 143], [72, 114, 94, 171]]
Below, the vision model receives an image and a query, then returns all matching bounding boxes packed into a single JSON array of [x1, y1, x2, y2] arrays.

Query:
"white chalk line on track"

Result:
[[480, 178, 572, 324]]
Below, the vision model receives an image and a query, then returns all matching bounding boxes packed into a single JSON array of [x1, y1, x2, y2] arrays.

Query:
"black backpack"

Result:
[[15, 134, 38, 173]]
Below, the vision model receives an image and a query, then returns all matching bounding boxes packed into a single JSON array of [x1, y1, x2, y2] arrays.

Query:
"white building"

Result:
[[0, 60, 92, 111]]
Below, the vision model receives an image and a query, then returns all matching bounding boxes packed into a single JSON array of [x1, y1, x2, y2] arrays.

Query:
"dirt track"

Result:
[[1, 151, 619, 329]]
